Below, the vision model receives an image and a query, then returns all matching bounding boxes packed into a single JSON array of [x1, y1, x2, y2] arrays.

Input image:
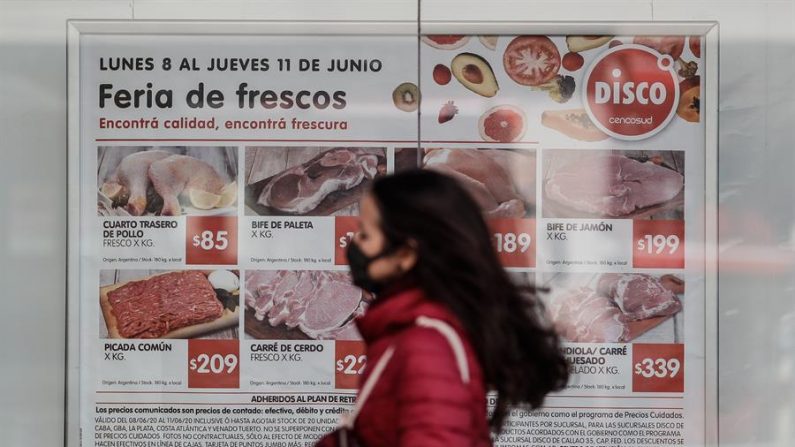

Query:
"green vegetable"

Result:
[[534, 75, 576, 103], [214, 289, 239, 311]]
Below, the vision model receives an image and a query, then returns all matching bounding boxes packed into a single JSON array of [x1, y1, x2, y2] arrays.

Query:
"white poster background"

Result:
[[68, 21, 717, 447]]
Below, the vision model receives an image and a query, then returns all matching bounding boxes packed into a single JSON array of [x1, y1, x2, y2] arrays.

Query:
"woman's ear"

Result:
[[397, 239, 418, 272]]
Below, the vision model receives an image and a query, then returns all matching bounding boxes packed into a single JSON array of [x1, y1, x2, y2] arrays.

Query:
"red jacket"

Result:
[[319, 286, 492, 447]]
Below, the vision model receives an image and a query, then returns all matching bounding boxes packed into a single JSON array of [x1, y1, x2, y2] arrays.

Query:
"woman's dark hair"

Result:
[[371, 168, 569, 432]]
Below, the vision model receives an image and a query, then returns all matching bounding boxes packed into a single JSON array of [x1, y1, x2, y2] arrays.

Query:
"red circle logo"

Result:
[[583, 44, 679, 140]]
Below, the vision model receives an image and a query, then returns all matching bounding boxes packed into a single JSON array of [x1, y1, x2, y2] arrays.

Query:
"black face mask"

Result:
[[346, 241, 396, 295]]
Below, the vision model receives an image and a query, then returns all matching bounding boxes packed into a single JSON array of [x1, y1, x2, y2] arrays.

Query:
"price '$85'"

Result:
[[192, 230, 229, 251]]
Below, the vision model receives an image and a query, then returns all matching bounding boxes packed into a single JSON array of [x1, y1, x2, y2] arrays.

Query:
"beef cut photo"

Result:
[[97, 146, 238, 217], [244, 270, 368, 340], [245, 147, 386, 216], [99, 270, 240, 339], [395, 147, 536, 218], [542, 149, 685, 220], [542, 272, 685, 343]]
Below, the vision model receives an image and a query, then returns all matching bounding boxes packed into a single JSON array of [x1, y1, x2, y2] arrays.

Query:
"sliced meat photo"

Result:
[[106, 271, 224, 339], [597, 273, 682, 321], [548, 287, 630, 343], [544, 152, 684, 218], [245, 270, 366, 340], [422, 148, 535, 218], [246, 147, 386, 216]]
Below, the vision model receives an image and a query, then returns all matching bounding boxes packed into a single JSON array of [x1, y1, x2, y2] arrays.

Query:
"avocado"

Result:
[[451, 53, 499, 97]]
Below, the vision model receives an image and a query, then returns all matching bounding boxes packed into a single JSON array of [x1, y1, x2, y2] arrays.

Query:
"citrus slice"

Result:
[[217, 182, 238, 208], [100, 182, 124, 199], [188, 188, 221, 209]]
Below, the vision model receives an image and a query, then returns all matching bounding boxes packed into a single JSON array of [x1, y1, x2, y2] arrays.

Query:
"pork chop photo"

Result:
[[544, 272, 684, 343], [245, 147, 386, 216], [244, 270, 368, 340], [422, 148, 535, 218], [98, 147, 238, 217], [543, 151, 684, 219]]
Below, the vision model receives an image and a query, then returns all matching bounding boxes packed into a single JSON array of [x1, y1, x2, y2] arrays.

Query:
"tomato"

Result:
[[562, 52, 584, 71], [689, 36, 701, 58], [633, 36, 686, 60], [503, 36, 561, 86], [433, 64, 452, 85]]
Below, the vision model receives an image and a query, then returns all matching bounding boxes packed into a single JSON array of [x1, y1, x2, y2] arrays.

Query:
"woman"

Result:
[[317, 169, 568, 446]]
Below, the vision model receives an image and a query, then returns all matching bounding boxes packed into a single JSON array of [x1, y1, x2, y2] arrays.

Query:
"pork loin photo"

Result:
[[97, 146, 238, 217], [548, 287, 630, 343], [99, 270, 240, 339], [244, 147, 387, 216], [596, 273, 682, 321], [400, 147, 536, 219], [543, 150, 685, 219], [544, 272, 684, 343], [244, 270, 368, 340]]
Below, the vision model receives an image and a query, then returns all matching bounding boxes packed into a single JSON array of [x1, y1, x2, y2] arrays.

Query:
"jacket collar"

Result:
[[356, 286, 459, 344]]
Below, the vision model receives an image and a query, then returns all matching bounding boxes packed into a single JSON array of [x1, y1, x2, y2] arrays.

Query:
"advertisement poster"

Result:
[[71, 24, 710, 447]]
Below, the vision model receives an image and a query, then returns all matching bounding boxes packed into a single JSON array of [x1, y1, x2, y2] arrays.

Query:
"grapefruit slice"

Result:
[[421, 35, 470, 50], [478, 105, 527, 143]]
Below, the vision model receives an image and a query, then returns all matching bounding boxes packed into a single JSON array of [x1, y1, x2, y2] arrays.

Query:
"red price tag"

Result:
[[632, 344, 684, 393], [188, 340, 240, 389], [633, 220, 684, 268], [335, 340, 366, 389], [489, 219, 535, 268], [186, 216, 238, 265], [334, 217, 358, 266]]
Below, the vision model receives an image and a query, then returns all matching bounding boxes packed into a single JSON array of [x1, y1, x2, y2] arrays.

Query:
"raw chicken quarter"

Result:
[[100, 148, 235, 216]]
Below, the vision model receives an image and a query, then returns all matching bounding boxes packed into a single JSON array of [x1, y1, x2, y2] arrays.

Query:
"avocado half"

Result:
[[451, 53, 499, 98]]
